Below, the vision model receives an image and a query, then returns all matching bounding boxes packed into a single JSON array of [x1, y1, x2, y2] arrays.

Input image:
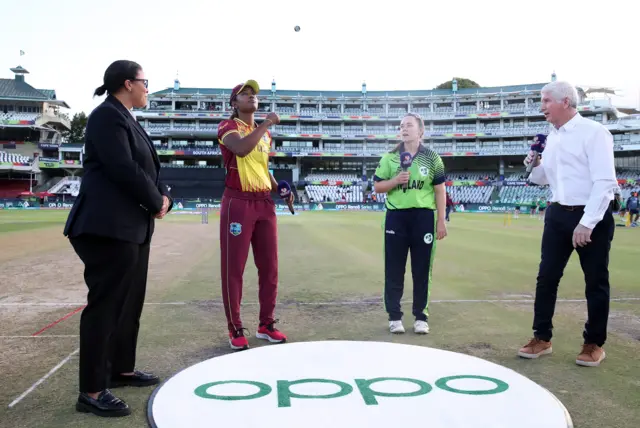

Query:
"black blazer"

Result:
[[64, 95, 173, 244]]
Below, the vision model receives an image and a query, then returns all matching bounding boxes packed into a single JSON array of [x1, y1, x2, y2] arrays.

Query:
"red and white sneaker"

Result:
[[256, 320, 287, 343], [229, 328, 249, 351]]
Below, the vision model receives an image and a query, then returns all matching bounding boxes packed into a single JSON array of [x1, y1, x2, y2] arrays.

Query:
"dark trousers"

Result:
[[219, 188, 278, 332], [445, 205, 452, 221], [70, 234, 150, 393], [384, 208, 436, 322], [533, 204, 614, 346]]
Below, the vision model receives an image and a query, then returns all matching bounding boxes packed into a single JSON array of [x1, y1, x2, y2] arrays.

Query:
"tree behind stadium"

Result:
[[62, 112, 88, 144], [434, 78, 480, 90]]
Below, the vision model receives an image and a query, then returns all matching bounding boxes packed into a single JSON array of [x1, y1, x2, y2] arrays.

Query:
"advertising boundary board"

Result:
[[146, 341, 573, 428], [1, 200, 550, 214]]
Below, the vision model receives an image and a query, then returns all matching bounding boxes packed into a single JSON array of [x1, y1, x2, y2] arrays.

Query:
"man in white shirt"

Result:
[[518, 81, 617, 367]]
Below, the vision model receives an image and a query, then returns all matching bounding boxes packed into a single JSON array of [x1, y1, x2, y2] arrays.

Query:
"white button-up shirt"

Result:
[[529, 112, 617, 229]]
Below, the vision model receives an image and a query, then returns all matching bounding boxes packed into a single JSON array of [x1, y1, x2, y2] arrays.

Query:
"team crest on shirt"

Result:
[[424, 233, 433, 244], [230, 222, 242, 236], [419, 166, 429, 177]]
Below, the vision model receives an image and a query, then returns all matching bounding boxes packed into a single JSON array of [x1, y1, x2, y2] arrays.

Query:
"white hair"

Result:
[[541, 81, 579, 108]]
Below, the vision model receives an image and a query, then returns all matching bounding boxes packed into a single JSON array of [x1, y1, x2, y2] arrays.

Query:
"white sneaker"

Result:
[[389, 320, 405, 334], [414, 320, 430, 334]]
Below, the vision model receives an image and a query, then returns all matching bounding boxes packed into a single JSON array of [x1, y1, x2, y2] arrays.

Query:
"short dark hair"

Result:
[[94, 60, 142, 97]]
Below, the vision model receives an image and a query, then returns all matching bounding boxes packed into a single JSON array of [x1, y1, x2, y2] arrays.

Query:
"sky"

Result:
[[2, 0, 639, 116]]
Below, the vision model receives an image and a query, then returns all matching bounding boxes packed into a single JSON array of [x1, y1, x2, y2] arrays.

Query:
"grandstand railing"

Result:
[[137, 103, 609, 120]]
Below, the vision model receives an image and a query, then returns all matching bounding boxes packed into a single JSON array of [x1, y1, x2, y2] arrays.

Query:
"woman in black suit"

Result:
[[64, 60, 173, 417]]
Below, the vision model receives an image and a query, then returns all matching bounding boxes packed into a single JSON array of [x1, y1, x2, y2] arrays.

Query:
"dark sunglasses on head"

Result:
[[130, 78, 148, 88]]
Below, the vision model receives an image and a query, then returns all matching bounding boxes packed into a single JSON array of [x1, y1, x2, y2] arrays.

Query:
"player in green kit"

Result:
[[537, 197, 546, 220], [373, 113, 447, 335]]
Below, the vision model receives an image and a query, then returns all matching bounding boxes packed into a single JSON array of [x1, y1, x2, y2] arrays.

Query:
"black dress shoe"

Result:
[[76, 389, 130, 417], [110, 370, 160, 388]]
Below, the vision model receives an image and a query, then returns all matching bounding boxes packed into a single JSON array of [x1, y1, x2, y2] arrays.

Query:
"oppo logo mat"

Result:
[[148, 341, 573, 428]]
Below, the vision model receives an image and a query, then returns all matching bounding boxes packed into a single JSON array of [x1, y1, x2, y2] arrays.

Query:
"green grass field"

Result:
[[0, 209, 638, 428]]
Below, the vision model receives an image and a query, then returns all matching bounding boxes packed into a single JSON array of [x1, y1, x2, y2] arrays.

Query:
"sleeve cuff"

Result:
[[432, 176, 445, 186], [579, 214, 599, 230], [373, 175, 386, 182]]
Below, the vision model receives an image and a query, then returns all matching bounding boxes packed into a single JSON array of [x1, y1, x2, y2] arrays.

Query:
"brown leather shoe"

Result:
[[518, 337, 552, 359], [576, 344, 605, 367]]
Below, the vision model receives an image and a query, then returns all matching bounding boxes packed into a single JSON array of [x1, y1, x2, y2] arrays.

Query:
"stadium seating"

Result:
[[274, 125, 297, 133], [621, 186, 640, 200], [498, 185, 552, 204], [276, 106, 296, 114], [323, 107, 341, 114], [173, 123, 197, 131], [0, 112, 39, 122], [616, 170, 640, 180], [148, 123, 170, 130], [48, 177, 81, 195], [370, 192, 387, 203], [305, 173, 360, 182], [0, 151, 30, 164], [447, 186, 493, 204], [446, 171, 496, 180], [305, 185, 363, 203], [300, 126, 321, 134], [504, 172, 528, 181], [161, 163, 220, 168]]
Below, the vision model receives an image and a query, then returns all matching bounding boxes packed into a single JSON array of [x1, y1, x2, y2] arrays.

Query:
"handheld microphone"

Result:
[[277, 180, 295, 215], [400, 152, 413, 193], [525, 134, 547, 180]]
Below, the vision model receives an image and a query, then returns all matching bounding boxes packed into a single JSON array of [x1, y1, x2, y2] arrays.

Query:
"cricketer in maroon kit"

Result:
[[216, 79, 292, 350]]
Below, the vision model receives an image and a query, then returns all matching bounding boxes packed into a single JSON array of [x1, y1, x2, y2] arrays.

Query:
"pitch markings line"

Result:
[[8, 348, 79, 408]]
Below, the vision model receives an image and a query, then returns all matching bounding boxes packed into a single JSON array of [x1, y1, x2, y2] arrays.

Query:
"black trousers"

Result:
[[533, 203, 614, 346], [70, 234, 150, 393], [384, 208, 436, 322]]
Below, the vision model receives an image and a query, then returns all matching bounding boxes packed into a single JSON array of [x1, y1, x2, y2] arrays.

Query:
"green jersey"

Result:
[[374, 144, 446, 210]]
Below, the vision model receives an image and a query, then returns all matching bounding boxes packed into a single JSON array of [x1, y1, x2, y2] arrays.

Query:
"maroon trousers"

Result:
[[220, 188, 278, 332]]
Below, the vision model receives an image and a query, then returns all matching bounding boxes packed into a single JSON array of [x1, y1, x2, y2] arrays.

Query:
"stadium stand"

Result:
[[0, 112, 39, 122], [5, 75, 634, 209], [0, 151, 31, 164], [616, 170, 640, 180], [447, 186, 493, 204], [305, 185, 363, 203], [47, 177, 81, 195], [446, 171, 496, 181], [498, 185, 552, 204], [305, 173, 360, 182], [504, 172, 528, 181]]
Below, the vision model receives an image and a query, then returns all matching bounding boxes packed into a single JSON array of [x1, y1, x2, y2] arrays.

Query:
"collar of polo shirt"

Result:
[[397, 143, 427, 154]]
